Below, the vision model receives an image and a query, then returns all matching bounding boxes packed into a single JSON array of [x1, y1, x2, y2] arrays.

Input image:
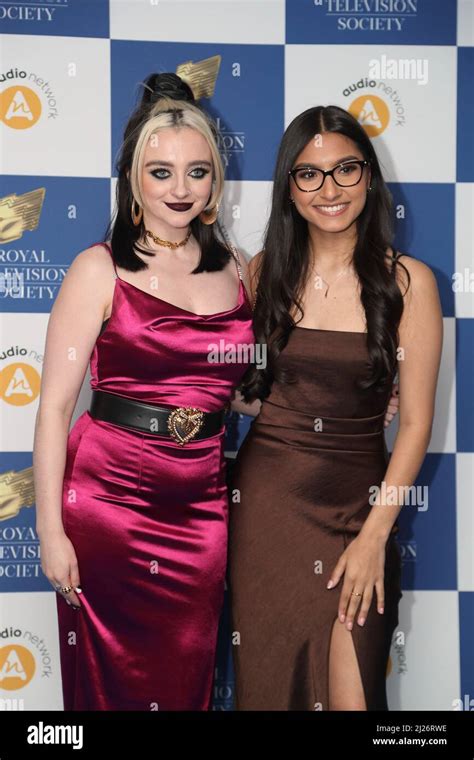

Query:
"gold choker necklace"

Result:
[[145, 228, 192, 250]]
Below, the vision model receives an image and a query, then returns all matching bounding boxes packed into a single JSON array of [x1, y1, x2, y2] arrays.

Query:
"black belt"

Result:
[[90, 390, 226, 446]]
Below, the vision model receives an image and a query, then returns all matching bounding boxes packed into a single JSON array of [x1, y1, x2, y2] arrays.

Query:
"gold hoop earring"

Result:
[[131, 198, 143, 226], [199, 202, 219, 225]]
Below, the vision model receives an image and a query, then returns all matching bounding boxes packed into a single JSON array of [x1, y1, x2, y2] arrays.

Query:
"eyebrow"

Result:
[[145, 160, 212, 168], [293, 155, 361, 169]]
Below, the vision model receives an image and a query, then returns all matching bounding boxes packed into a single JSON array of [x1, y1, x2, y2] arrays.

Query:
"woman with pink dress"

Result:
[[33, 73, 254, 710]]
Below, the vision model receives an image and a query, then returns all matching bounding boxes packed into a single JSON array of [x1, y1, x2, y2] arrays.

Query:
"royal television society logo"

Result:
[[313, 0, 419, 33], [215, 116, 245, 170], [0, 466, 35, 521], [0, 470, 40, 586], [212, 666, 234, 710], [398, 541, 417, 562], [0, 188, 45, 246], [0, 187, 69, 303], [0, 0, 69, 23]]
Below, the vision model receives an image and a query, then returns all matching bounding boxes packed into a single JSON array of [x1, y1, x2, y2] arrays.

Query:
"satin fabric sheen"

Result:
[[56, 243, 254, 710]]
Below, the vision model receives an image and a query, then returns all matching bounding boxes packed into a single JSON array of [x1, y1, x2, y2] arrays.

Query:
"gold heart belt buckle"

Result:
[[167, 406, 205, 446]]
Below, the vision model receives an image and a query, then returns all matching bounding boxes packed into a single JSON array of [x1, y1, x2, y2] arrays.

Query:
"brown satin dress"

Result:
[[228, 326, 403, 711]]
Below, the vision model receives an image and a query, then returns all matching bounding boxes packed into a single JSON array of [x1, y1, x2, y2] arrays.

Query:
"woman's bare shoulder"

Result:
[[390, 249, 437, 297], [68, 242, 112, 274], [60, 243, 115, 294], [51, 242, 115, 319], [248, 249, 263, 272]]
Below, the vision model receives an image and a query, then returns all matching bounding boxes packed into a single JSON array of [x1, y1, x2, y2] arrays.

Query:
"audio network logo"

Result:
[[0, 67, 60, 128]]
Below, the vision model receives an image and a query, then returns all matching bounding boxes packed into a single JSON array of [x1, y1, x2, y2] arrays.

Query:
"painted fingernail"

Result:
[[346, 621, 353, 631], [75, 587, 82, 594], [378, 607, 384, 614], [327, 580, 333, 589], [66, 599, 71, 606], [339, 613, 345, 623], [358, 617, 365, 626]]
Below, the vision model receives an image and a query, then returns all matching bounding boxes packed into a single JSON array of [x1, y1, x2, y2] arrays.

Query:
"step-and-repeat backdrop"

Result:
[[0, 0, 472, 711]]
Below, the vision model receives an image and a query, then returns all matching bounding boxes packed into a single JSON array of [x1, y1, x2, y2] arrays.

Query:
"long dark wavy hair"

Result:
[[103, 72, 231, 274], [239, 105, 410, 402]]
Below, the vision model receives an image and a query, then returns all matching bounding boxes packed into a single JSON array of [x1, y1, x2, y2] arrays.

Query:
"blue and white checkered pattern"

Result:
[[0, 0, 472, 711]]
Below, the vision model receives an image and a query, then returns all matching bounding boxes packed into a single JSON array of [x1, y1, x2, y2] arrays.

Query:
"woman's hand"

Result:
[[384, 382, 399, 427], [39, 528, 82, 609], [326, 532, 386, 631]]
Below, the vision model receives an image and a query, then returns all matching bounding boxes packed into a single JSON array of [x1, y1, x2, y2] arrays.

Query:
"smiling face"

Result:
[[289, 131, 371, 236], [139, 126, 214, 234]]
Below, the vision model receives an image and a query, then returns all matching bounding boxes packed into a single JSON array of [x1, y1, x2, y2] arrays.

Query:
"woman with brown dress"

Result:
[[228, 105, 442, 711]]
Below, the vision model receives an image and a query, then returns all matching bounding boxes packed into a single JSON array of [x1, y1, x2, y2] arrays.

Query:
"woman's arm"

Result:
[[230, 388, 262, 417], [33, 245, 112, 538], [328, 255, 443, 629], [359, 256, 443, 541]]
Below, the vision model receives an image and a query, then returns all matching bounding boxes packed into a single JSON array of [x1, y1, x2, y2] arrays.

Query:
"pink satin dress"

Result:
[[56, 241, 254, 710]]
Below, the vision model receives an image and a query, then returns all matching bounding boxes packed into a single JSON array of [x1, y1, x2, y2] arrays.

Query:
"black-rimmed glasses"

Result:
[[288, 159, 370, 192]]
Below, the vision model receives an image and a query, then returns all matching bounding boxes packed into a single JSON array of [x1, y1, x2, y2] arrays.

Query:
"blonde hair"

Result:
[[129, 96, 224, 215]]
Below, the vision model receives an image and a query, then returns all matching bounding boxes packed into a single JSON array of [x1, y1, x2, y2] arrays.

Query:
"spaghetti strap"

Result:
[[99, 241, 118, 279], [227, 244, 254, 311], [390, 246, 404, 272], [228, 244, 244, 282], [391, 247, 409, 262]]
